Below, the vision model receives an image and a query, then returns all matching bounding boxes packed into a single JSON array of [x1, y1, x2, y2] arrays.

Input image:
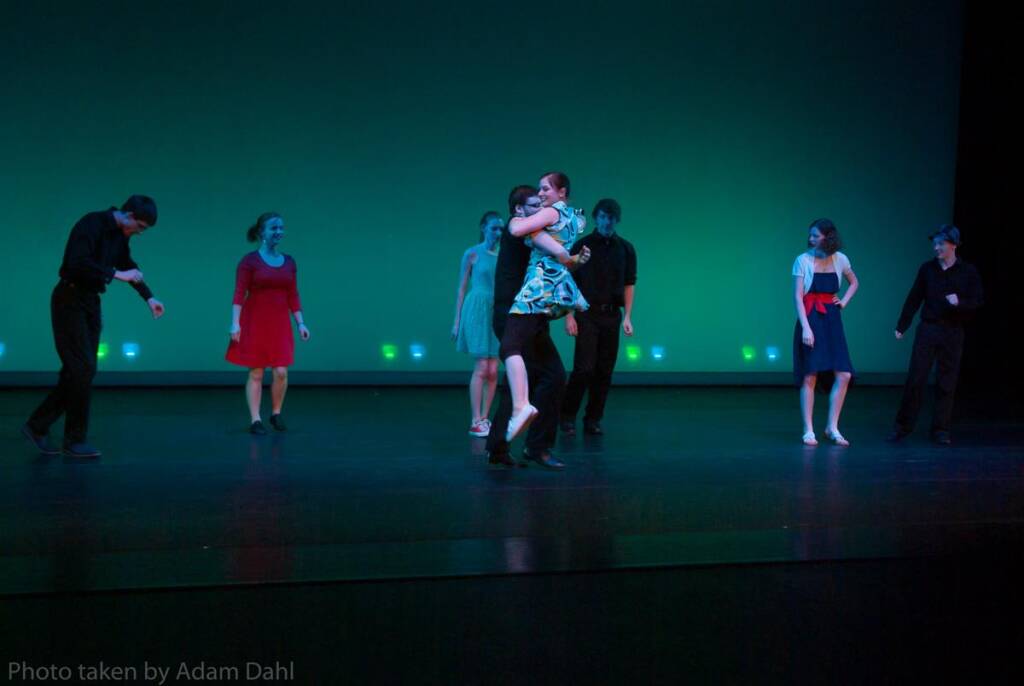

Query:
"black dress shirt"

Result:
[[58, 208, 153, 300], [570, 231, 637, 307], [896, 258, 983, 333], [492, 225, 532, 325]]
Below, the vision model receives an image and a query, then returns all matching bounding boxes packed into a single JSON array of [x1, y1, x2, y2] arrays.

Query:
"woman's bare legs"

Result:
[[482, 357, 499, 419], [271, 366, 288, 415], [826, 371, 852, 434], [506, 354, 530, 412], [247, 368, 264, 422], [800, 373, 817, 434], [470, 358, 488, 422]]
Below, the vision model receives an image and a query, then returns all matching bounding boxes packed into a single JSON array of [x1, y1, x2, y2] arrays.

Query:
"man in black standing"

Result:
[[888, 225, 983, 445], [486, 185, 589, 469], [560, 198, 637, 436], [22, 195, 166, 458]]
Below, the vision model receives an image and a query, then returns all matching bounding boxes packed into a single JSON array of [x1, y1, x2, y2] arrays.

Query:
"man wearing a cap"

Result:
[[888, 225, 983, 444]]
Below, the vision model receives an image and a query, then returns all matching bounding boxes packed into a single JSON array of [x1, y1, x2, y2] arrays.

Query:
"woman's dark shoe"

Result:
[[583, 422, 604, 436], [21, 424, 61, 456], [559, 419, 576, 436], [250, 420, 267, 435], [62, 442, 102, 458], [931, 430, 952, 445], [269, 414, 288, 432]]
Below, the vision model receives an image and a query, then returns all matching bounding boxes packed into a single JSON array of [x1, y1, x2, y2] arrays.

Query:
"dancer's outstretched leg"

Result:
[[504, 354, 538, 441]]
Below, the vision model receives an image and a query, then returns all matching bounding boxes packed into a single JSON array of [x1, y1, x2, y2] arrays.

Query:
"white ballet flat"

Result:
[[802, 431, 818, 446], [506, 405, 539, 442], [825, 429, 850, 446]]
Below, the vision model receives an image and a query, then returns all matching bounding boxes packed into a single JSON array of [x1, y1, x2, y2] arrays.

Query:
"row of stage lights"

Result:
[[379, 343, 784, 363], [0, 342, 783, 363]]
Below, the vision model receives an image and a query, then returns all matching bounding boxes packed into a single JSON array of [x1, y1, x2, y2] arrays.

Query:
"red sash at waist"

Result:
[[803, 292, 834, 316]]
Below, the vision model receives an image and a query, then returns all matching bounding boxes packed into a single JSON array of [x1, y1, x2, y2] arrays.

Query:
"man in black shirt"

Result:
[[888, 225, 983, 444], [560, 198, 637, 436], [22, 195, 166, 458], [486, 185, 589, 469]]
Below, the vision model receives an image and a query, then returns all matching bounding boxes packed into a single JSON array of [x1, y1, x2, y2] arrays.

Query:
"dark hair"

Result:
[[121, 195, 158, 225], [809, 218, 842, 255], [540, 171, 571, 198], [247, 212, 282, 243], [592, 198, 621, 222], [508, 185, 537, 216], [478, 210, 501, 242]]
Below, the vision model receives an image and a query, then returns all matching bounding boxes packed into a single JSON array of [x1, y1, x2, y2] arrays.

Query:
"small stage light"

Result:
[[409, 344, 425, 360], [381, 344, 397, 360], [651, 346, 665, 360], [741, 345, 756, 361], [766, 346, 780, 362], [97, 343, 109, 360], [626, 345, 641, 362], [122, 342, 140, 359]]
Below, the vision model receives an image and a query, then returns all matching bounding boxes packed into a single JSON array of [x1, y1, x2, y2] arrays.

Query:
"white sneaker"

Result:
[[506, 405, 539, 442], [468, 419, 490, 437]]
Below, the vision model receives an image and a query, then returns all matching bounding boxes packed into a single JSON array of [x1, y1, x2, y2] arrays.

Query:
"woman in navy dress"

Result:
[[792, 219, 859, 446]]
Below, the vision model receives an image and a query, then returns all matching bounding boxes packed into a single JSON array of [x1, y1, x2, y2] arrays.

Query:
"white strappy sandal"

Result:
[[802, 430, 818, 446], [825, 428, 850, 446]]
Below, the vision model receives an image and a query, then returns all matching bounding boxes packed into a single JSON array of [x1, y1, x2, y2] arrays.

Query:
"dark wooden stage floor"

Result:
[[1, 386, 1022, 682]]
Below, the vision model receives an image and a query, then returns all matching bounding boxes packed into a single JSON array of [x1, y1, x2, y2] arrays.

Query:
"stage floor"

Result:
[[2, 386, 1022, 596]]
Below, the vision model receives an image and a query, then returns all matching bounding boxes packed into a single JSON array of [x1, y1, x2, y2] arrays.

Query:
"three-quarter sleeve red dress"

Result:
[[226, 252, 302, 368]]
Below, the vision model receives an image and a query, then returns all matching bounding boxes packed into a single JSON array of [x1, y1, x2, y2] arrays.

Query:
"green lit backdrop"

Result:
[[0, 1, 962, 374]]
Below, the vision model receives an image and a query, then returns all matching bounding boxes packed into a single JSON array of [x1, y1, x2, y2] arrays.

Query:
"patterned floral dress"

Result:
[[509, 201, 589, 319]]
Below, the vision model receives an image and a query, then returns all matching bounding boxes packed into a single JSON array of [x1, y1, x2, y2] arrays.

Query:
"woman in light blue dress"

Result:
[[452, 211, 503, 437]]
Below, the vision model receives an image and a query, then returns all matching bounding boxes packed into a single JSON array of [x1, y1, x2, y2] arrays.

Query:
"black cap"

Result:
[[929, 224, 961, 246]]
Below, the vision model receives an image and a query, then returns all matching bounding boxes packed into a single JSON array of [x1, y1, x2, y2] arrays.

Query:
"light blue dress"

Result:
[[456, 246, 500, 358], [509, 201, 589, 319]]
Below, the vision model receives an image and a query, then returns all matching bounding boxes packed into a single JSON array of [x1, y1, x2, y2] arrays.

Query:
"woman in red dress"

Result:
[[226, 212, 310, 434]]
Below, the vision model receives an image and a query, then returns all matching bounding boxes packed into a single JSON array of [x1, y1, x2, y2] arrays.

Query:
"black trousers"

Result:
[[895, 321, 966, 434], [562, 308, 622, 424], [487, 313, 565, 455], [28, 282, 101, 444]]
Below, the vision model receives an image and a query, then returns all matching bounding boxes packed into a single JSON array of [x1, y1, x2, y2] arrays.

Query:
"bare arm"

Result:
[[794, 276, 811, 341], [839, 268, 858, 308], [529, 230, 573, 265], [508, 208, 559, 237], [452, 249, 474, 337]]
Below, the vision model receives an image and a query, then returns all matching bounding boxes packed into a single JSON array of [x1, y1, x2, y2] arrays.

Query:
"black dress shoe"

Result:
[[250, 420, 267, 435], [487, 451, 516, 468], [269, 414, 288, 432], [559, 420, 576, 436], [583, 422, 604, 435], [885, 428, 910, 442], [522, 449, 565, 470], [931, 430, 952, 445], [62, 442, 102, 458], [21, 424, 60, 456]]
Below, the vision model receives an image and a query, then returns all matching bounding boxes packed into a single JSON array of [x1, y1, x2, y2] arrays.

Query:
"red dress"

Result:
[[226, 252, 302, 368]]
